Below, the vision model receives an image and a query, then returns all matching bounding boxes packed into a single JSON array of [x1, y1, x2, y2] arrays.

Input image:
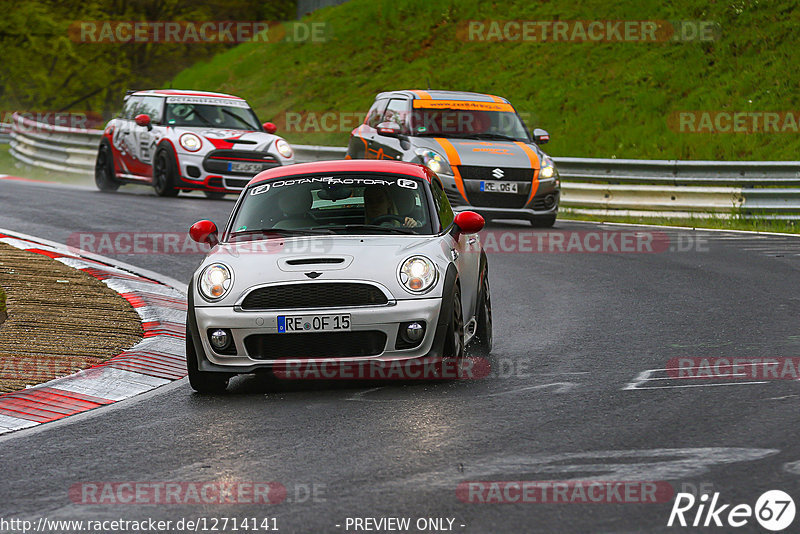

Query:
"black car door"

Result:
[[347, 98, 387, 159], [371, 97, 410, 161]]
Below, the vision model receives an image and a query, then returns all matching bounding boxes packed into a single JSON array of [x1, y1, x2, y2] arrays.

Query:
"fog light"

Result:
[[403, 323, 425, 344], [396, 321, 426, 349], [210, 329, 230, 350], [405, 322, 424, 342], [544, 194, 556, 208]]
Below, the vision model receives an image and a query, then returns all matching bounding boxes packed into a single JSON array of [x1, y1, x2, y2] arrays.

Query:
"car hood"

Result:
[[194, 235, 453, 305], [175, 126, 281, 152], [413, 137, 541, 169]]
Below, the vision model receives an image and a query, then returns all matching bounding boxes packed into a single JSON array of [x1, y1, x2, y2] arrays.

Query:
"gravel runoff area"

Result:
[[0, 242, 143, 393]]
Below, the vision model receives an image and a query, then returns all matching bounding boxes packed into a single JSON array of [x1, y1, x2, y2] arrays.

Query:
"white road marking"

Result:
[[624, 367, 769, 390], [389, 447, 780, 488], [346, 387, 386, 402], [783, 460, 800, 475], [487, 382, 577, 396]]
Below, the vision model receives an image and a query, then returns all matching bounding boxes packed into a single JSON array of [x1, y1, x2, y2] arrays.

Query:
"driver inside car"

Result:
[[363, 186, 421, 228]]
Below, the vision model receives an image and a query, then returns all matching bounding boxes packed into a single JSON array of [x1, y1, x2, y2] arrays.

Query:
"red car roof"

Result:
[[250, 160, 434, 185]]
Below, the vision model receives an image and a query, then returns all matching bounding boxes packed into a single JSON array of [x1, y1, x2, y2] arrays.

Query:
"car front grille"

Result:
[[240, 283, 389, 310], [245, 331, 387, 359], [457, 166, 536, 182], [223, 178, 250, 188], [467, 192, 529, 209], [202, 149, 280, 176]]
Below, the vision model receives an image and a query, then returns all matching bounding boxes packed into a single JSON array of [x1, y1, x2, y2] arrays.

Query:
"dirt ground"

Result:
[[0, 242, 143, 393]]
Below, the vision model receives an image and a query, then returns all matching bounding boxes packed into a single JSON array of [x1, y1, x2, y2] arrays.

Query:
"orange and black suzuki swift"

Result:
[[346, 90, 560, 227]]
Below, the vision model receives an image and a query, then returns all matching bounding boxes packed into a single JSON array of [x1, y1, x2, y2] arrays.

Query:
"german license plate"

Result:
[[480, 181, 518, 193], [277, 314, 351, 333], [229, 161, 268, 174]]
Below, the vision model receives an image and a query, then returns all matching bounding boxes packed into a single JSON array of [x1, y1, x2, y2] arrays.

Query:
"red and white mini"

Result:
[[95, 89, 295, 198]]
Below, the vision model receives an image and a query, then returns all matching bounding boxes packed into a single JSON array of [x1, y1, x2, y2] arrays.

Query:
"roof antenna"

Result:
[[426, 77, 431, 90]]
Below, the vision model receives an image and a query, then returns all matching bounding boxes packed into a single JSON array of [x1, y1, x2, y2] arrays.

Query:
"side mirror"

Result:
[[376, 121, 401, 137], [189, 220, 219, 246], [532, 128, 550, 145], [263, 122, 278, 134], [454, 211, 485, 234], [134, 114, 152, 129]]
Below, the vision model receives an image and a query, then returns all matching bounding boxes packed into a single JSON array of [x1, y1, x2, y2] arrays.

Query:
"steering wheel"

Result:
[[370, 214, 406, 225]]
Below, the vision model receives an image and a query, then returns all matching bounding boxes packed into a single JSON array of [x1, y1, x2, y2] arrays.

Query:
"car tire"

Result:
[[153, 148, 180, 197], [94, 140, 120, 192], [204, 191, 226, 200], [186, 326, 231, 394], [443, 285, 465, 360], [471, 271, 492, 356], [531, 213, 557, 228]]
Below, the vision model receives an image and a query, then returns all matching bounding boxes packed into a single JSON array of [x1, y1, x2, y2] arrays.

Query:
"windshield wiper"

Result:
[[230, 228, 335, 239], [414, 132, 521, 142], [220, 107, 258, 130], [317, 224, 417, 235], [469, 133, 520, 142]]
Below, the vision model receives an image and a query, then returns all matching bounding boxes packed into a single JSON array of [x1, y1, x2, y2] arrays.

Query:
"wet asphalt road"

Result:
[[1, 179, 799, 533]]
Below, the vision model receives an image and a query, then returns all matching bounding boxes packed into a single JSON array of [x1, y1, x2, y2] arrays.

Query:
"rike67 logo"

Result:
[[668, 490, 796, 531]]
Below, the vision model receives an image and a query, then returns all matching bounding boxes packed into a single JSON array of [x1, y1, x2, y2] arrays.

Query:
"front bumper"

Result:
[[194, 298, 443, 373], [176, 150, 294, 193], [439, 172, 560, 220]]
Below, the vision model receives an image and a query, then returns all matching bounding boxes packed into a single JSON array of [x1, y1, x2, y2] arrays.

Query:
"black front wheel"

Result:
[[153, 149, 180, 197], [186, 327, 231, 394], [443, 285, 465, 360], [94, 141, 120, 192], [471, 272, 493, 356]]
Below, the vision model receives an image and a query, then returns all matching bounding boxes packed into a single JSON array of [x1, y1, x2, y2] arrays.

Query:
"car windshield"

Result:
[[409, 101, 529, 141], [229, 174, 434, 237], [164, 102, 261, 130]]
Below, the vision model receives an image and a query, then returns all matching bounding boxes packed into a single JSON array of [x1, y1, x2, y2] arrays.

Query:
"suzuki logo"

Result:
[[492, 168, 504, 179]]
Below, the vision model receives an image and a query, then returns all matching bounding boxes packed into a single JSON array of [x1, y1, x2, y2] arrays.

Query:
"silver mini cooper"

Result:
[[186, 159, 492, 393]]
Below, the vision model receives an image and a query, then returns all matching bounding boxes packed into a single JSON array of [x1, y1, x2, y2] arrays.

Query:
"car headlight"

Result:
[[180, 133, 202, 152], [198, 263, 233, 301], [275, 139, 293, 159], [414, 148, 452, 175], [398, 256, 438, 294], [540, 156, 557, 179]]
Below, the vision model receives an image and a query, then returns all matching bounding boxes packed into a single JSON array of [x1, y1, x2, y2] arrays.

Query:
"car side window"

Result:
[[120, 96, 141, 120], [431, 178, 454, 230], [365, 99, 388, 128], [137, 96, 164, 123], [382, 99, 410, 133]]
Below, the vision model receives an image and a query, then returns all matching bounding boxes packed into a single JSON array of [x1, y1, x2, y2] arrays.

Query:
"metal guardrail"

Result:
[[9, 113, 800, 218], [10, 113, 101, 174], [553, 158, 800, 219], [0, 122, 11, 144]]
